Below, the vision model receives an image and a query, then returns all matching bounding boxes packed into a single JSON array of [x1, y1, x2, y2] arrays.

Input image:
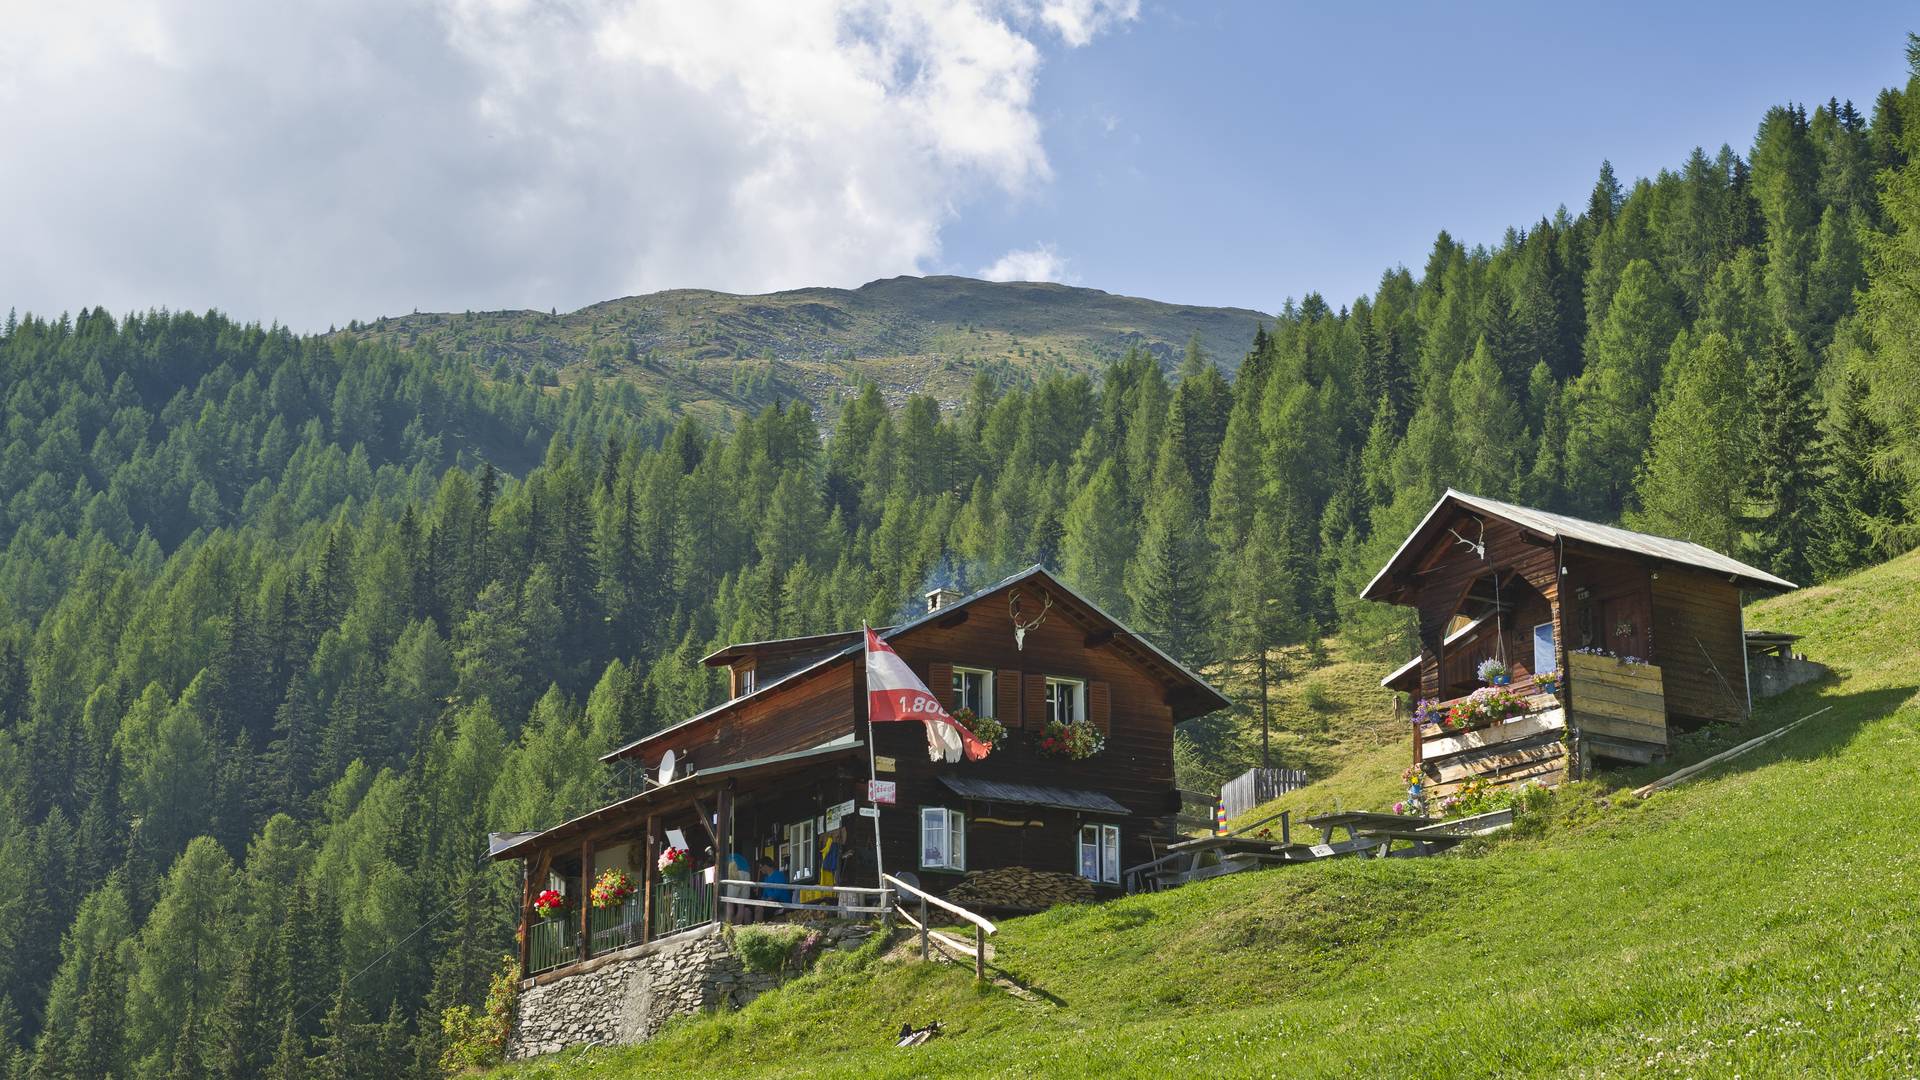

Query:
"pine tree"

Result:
[[1631, 331, 1751, 551], [1743, 338, 1824, 583], [313, 974, 371, 1080], [1587, 160, 1624, 228], [1566, 259, 1682, 514], [1060, 460, 1134, 616], [1447, 338, 1524, 497], [1218, 508, 1301, 768], [1124, 459, 1213, 670], [1810, 372, 1904, 579], [168, 1002, 205, 1080], [266, 1016, 309, 1080]]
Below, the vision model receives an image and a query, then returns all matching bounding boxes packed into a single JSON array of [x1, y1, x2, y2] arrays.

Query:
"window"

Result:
[[951, 666, 993, 716], [739, 666, 756, 696], [919, 807, 966, 871], [784, 819, 816, 881], [1046, 677, 1085, 726], [1079, 824, 1121, 884], [1532, 623, 1555, 674]]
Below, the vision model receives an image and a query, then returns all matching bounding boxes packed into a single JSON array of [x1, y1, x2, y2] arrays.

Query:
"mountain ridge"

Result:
[[332, 274, 1274, 423]]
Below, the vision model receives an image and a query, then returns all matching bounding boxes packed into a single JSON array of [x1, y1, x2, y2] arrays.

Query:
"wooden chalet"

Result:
[[1363, 490, 1795, 794], [490, 566, 1230, 982]]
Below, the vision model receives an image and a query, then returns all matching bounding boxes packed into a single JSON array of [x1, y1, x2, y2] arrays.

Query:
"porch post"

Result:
[[518, 857, 533, 977], [579, 837, 594, 961], [641, 814, 656, 945], [714, 785, 734, 925]]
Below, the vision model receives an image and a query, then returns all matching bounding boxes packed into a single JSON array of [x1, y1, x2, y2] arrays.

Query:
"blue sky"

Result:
[[942, 1, 1918, 315], [0, 1, 1913, 329]]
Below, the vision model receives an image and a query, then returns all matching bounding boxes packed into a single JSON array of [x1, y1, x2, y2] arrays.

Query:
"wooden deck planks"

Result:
[[1421, 708, 1566, 761]]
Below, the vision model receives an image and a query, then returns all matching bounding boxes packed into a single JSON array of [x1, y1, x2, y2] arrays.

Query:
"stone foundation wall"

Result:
[[508, 921, 875, 1059], [1749, 652, 1827, 699]]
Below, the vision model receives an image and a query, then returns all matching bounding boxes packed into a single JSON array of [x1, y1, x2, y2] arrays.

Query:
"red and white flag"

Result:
[[864, 627, 991, 763]]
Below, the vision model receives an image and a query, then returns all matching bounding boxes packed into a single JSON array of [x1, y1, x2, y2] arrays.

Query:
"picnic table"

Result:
[[1302, 808, 1516, 858]]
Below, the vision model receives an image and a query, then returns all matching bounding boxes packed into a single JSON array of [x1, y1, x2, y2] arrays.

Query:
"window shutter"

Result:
[[1090, 680, 1111, 735], [1024, 674, 1047, 731], [930, 662, 954, 711], [997, 669, 1023, 729]]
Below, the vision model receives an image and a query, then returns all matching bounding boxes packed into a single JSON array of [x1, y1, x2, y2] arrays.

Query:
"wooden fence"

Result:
[[1218, 767, 1310, 819], [1567, 652, 1667, 764], [885, 873, 997, 980]]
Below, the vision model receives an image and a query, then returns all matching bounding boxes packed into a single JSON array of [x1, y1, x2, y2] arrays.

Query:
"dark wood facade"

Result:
[[1366, 491, 1794, 788], [493, 567, 1229, 980]]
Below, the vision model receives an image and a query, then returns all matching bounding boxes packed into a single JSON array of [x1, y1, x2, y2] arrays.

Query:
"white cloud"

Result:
[[978, 242, 1073, 283], [1037, 0, 1139, 48], [0, 0, 1133, 330]]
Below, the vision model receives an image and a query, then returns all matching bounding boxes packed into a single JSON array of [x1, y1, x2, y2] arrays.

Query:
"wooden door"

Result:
[[1601, 591, 1652, 660]]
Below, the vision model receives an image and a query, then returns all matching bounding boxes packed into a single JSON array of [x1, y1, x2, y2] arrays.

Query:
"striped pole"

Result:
[[1215, 800, 1229, 836]]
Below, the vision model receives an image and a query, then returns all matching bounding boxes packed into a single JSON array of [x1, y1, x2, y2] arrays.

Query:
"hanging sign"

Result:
[[825, 799, 857, 831], [867, 780, 898, 805]]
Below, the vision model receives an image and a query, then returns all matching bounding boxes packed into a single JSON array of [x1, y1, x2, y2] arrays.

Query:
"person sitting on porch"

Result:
[[757, 855, 792, 922]]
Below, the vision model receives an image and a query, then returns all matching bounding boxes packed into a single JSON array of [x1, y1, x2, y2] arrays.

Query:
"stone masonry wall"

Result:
[[1749, 652, 1828, 699], [508, 922, 875, 1059]]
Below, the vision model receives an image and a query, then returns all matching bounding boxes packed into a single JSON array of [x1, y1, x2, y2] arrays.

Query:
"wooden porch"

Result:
[[495, 738, 879, 985], [1411, 652, 1670, 795]]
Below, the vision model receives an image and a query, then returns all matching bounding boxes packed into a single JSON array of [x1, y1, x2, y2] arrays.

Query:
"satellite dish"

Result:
[[658, 748, 677, 785]]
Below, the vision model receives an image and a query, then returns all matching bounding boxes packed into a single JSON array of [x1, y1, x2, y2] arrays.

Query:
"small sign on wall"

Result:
[[825, 799, 857, 831], [868, 780, 897, 805], [874, 755, 897, 773]]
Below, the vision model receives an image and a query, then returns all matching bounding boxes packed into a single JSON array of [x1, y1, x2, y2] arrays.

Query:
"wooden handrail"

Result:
[[718, 879, 892, 897], [882, 874, 997, 934]]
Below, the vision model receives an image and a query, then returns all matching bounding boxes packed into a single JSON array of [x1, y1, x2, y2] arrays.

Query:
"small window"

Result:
[[739, 666, 756, 696], [952, 666, 993, 716], [785, 819, 816, 881], [1046, 677, 1085, 726], [1079, 824, 1121, 884], [920, 807, 966, 871], [1532, 623, 1555, 675]]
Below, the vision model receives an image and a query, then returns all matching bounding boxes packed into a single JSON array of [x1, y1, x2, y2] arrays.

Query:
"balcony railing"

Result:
[[651, 877, 714, 938], [589, 893, 645, 954], [527, 916, 572, 975]]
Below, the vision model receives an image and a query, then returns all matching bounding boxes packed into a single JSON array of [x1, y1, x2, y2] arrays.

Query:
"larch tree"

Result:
[[1630, 331, 1752, 551], [1565, 258, 1682, 515]]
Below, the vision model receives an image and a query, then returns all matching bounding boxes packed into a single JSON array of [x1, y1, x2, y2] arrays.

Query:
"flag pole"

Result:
[[863, 627, 887, 892]]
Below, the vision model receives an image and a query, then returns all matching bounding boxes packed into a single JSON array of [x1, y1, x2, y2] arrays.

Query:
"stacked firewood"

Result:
[[945, 866, 1094, 911]]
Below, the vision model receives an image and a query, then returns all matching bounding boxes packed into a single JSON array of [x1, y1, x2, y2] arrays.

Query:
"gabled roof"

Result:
[[1379, 613, 1494, 690], [490, 736, 864, 861], [603, 564, 1233, 765], [698, 629, 872, 668], [1362, 489, 1796, 602]]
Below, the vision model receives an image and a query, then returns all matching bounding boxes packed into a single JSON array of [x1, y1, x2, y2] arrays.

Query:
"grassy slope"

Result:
[[496, 551, 1920, 1079], [335, 276, 1272, 425], [1176, 639, 1408, 823]]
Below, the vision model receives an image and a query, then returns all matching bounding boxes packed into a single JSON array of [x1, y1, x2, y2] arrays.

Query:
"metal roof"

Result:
[[493, 736, 864, 860], [1362, 489, 1796, 601], [698, 628, 872, 667], [938, 775, 1131, 816]]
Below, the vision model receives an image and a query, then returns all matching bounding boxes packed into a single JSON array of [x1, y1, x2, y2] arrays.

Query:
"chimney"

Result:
[[925, 586, 963, 613]]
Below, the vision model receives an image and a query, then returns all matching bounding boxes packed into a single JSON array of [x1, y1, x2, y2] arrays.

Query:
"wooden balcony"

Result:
[[1413, 654, 1669, 793], [1415, 690, 1568, 796]]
